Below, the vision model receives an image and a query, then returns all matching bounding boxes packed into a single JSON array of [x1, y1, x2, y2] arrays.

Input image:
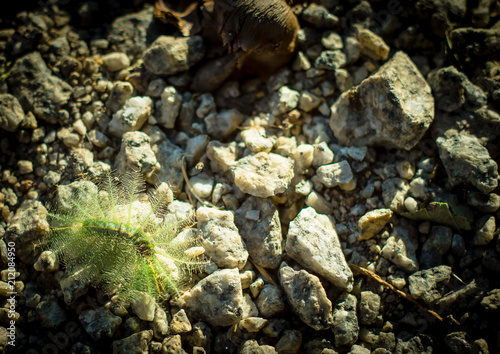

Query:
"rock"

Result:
[[436, 134, 498, 194], [358, 29, 390, 60], [358, 209, 393, 240], [358, 291, 380, 325], [332, 293, 359, 347], [330, 51, 434, 150], [322, 31, 343, 50], [445, 332, 471, 353], [314, 161, 355, 191], [380, 222, 419, 272], [473, 215, 496, 246], [480, 288, 500, 312], [241, 127, 275, 153], [101, 52, 130, 72], [112, 330, 153, 354], [152, 139, 185, 194], [181, 268, 244, 327], [273, 136, 297, 157], [35, 297, 66, 328], [17, 160, 33, 175], [34, 251, 59, 272], [115, 131, 158, 182], [0, 94, 24, 132], [231, 152, 294, 198], [293, 144, 314, 174], [109, 96, 153, 137], [239, 317, 268, 332], [107, 7, 154, 58], [286, 207, 353, 291], [59, 266, 91, 304], [131, 293, 156, 322], [79, 307, 122, 341], [420, 226, 453, 269], [196, 93, 216, 119], [305, 190, 333, 215], [8, 52, 72, 124], [436, 278, 489, 315], [467, 191, 500, 213], [207, 141, 240, 173], [185, 134, 210, 167], [279, 262, 334, 330], [381, 178, 409, 212], [302, 3, 339, 28], [409, 265, 452, 303], [189, 172, 214, 200], [276, 329, 302, 354], [270, 86, 300, 115], [449, 28, 500, 58], [183, 322, 213, 353], [312, 142, 334, 167], [153, 307, 169, 339], [106, 81, 134, 113], [4, 200, 49, 264], [234, 197, 283, 269], [157, 86, 182, 129], [161, 335, 184, 354], [205, 109, 245, 138], [415, 0, 466, 37], [255, 284, 285, 318], [143, 36, 205, 75], [316, 50, 347, 72], [170, 309, 192, 335], [197, 207, 249, 270]]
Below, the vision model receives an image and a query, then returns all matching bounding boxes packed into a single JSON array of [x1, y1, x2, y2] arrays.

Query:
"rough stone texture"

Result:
[[314, 161, 355, 190], [381, 178, 409, 212], [157, 86, 182, 129], [79, 307, 122, 341], [420, 226, 453, 269], [112, 330, 153, 354], [106, 81, 134, 113], [358, 29, 390, 60], [234, 197, 283, 269], [409, 265, 452, 303], [436, 134, 499, 193], [0, 93, 25, 132], [207, 141, 240, 173], [302, 3, 339, 28], [279, 262, 334, 330], [380, 221, 419, 272], [445, 332, 471, 353], [115, 131, 158, 182], [205, 109, 245, 138], [181, 268, 244, 327], [7, 52, 72, 124], [197, 207, 249, 270], [109, 96, 153, 137], [481, 288, 500, 312], [35, 297, 67, 329], [330, 51, 434, 150], [59, 267, 90, 304], [152, 139, 185, 194], [473, 215, 496, 246], [269, 86, 300, 115], [255, 284, 285, 318], [231, 152, 294, 198], [286, 207, 353, 291], [101, 52, 130, 72], [358, 291, 380, 325], [358, 208, 393, 240], [241, 127, 275, 153], [169, 309, 192, 335], [332, 293, 359, 347], [275, 329, 302, 354], [4, 200, 49, 264], [143, 36, 205, 75], [416, 0, 467, 37]]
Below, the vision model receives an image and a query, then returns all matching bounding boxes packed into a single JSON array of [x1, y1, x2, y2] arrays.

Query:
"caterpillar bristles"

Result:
[[46, 170, 206, 305]]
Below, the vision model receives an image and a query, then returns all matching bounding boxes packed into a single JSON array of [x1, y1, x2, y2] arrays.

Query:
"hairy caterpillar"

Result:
[[47, 171, 206, 304]]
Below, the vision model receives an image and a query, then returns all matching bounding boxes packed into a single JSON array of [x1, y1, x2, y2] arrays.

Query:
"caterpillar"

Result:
[[47, 171, 206, 304]]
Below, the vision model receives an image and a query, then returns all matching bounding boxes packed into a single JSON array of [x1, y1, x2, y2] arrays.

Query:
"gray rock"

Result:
[[34, 250, 59, 272], [332, 293, 359, 347], [286, 207, 353, 291], [101, 52, 130, 72], [482, 249, 500, 274], [197, 207, 248, 270], [106, 81, 134, 113], [358, 291, 380, 325], [143, 36, 204, 75], [381, 178, 409, 212], [115, 131, 158, 182], [330, 51, 434, 150], [153, 307, 169, 339], [79, 307, 122, 341], [302, 3, 339, 28], [8, 52, 72, 124], [59, 266, 91, 304], [152, 139, 185, 194], [276, 329, 302, 354], [358, 209, 393, 240], [436, 134, 498, 193], [131, 293, 156, 322], [207, 141, 240, 173], [196, 93, 216, 119], [231, 152, 294, 198], [0, 94, 24, 132], [181, 268, 244, 327], [420, 226, 453, 269], [234, 197, 283, 269], [312, 142, 334, 167], [183, 322, 213, 353], [36, 297, 66, 328], [279, 262, 334, 330], [109, 96, 153, 137], [380, 222, 419, 272], [467, 191, 500, 213], [314, 161, 355, 190], [255, 284, 285, 318], [436, 278, 489, 315], [315, 50, 346, 70], [112, 330, 153, 354], [269, 86, 300, 115], [108, 7, 154, 58], [157, 86, 182, 129], [205, 109, 245, 138], [409, 265, 452, 303], [445, 332, 471, 354], [4, 200, 49, 264], [185, 134, 210, 167], [473, 215, 496, 246]]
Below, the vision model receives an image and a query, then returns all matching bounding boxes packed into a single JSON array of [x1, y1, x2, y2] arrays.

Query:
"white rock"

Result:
[[312, 142, 334, 167], [101, 52, 130, 72], [315, 160, 355, 189], [189, 172, 214, 200], [205, 109, 244, 138], [293, 144, 314, 173], [157, 86, 182, 129], [109, 96, 153, 137], [241, 127, 274, 153], [270, 86, 300, 115]]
